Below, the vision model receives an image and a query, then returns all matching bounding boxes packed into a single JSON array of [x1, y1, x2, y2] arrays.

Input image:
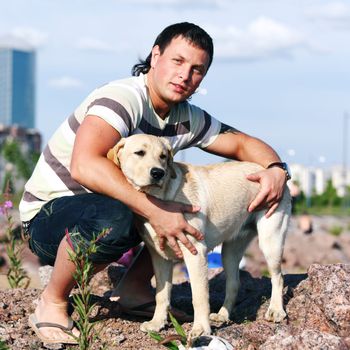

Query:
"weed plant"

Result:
[[0, 338, 9, 350], [0, 184, 30, 289], [65, 228, 110, 350], [149, 312, 187, 350]]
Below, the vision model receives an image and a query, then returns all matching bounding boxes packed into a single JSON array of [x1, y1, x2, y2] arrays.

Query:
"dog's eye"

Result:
[[160, 153, 167, 160], [134, 150, 145, 157]]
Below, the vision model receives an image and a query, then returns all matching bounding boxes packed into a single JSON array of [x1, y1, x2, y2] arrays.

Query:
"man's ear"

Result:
[[150, 45, 160, 68], [107, 138, 126, 168], [160, 137, 177, 179]]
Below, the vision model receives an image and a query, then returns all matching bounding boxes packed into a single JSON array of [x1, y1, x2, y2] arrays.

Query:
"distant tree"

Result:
[[341, 185, 350, 208], [1, 139, 39, 192], [294, 190, 308, 212], [311, 180, 341, 207], [1, 172, 15, 194]]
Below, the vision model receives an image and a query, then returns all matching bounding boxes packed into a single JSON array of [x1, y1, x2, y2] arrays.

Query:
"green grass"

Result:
[[294, 205, 350, 217], [329, 225, 343, 236]]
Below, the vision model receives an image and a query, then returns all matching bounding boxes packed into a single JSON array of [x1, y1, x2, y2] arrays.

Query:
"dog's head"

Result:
[[107, 134, 175, 191]]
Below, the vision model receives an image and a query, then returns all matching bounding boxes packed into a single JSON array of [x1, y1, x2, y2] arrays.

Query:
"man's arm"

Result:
[[204, 124, 287, 217], [70, 115, 203, 258]]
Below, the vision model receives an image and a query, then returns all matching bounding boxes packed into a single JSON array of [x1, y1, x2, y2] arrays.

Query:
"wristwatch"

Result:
[[267, 162, 291, 181]]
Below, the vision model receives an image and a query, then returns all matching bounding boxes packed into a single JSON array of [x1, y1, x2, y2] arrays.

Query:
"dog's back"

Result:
[[142, 160, 290, 257]]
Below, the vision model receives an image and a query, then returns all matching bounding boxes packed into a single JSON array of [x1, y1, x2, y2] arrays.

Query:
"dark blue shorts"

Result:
[[27, 193, 141, 265]]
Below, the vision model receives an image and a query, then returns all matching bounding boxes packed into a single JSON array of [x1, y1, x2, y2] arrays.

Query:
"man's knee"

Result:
[[74, 199, 140, 264]]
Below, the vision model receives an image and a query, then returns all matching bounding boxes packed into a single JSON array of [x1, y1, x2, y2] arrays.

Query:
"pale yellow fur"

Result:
[[108, 134, 291, 338]]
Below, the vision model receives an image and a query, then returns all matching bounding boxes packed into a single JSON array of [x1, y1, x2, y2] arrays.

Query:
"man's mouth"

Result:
[[172, 83, 187, 93]]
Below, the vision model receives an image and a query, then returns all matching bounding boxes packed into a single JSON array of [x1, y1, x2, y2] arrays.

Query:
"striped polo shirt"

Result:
[[19, 73, 222, 222]]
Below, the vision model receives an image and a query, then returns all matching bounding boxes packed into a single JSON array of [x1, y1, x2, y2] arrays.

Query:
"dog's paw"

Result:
[[140, 320, 165, 333], [209, 312, 229, 324], [189, 324, 211, 339], [265, 307, 287, 323]]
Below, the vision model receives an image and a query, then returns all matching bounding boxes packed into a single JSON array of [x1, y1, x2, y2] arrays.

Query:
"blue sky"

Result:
[[0, 0, 349, 167]]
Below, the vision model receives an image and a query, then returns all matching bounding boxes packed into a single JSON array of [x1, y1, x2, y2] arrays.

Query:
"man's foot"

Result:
[[29, 296, 79, 344]]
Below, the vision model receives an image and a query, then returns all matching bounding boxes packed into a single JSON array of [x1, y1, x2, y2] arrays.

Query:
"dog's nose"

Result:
[[150, 167, 165, 180]]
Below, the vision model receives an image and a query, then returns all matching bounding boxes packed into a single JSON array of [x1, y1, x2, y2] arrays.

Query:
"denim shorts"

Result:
[[27, 193, 141, 265]]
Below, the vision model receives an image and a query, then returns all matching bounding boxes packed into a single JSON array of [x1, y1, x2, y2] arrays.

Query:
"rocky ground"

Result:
[[0, 214, 350, 349]]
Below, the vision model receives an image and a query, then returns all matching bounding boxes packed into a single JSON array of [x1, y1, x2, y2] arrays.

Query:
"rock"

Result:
[[305, 264, 350, 337], [260, 329, 349, 350], [2, 263, 350, 349], [1, 211, 350, 349]]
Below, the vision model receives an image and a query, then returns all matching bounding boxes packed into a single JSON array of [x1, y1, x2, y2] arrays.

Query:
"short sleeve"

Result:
[[83, 83, 143, 137]]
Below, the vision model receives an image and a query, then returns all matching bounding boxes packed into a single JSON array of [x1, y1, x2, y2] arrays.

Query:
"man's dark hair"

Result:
[[132, 22, 214, 76]]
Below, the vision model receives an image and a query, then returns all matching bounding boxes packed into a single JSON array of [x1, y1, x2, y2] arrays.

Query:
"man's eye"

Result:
[[193, 67, 204, 75], [134, 150, 145, 156]]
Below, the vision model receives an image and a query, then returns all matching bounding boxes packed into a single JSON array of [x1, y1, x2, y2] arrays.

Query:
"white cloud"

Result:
[[77, 37, 116, 53], [0, 34, 33, 51], [11, 27, 48, 48], [211, 17, 308, 61], [0, 27, 48, 51], [48, 76, 83, 89], [122, 0, 221, 8], [307, 2, 350, 22]]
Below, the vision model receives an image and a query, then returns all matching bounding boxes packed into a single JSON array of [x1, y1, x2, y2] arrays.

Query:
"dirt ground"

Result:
[[0, 214, 350, 349]]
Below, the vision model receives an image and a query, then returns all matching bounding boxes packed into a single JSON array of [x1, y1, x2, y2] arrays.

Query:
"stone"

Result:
[[1, 264, 350, 349]]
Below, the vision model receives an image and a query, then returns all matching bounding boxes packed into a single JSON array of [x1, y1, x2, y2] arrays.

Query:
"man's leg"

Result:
[[34, 236, 110, 342], [114, 245, 192, 321], [28, 193, 137, 342], [34, 237, 79, 341], [113, 246, 154, 307]]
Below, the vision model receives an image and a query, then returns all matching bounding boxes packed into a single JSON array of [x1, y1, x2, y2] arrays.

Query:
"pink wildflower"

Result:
[[4, 200, 13, 209], [65, 228, 74, 250], [0, 200, 13, 215]]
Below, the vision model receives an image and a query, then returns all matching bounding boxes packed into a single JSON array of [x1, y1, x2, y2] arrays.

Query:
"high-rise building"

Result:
[[0, 42, 35, 129]]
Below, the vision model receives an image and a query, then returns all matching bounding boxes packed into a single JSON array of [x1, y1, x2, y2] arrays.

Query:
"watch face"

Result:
[[282, 163, 292, 180]]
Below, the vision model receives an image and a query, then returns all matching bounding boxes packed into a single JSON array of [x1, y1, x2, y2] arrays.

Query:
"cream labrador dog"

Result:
[[107, 134, 291, 338]]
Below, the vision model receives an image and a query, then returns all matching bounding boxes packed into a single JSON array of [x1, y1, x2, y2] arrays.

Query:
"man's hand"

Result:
[[247, 167, 287, 218], [147, 197, 204, 259]]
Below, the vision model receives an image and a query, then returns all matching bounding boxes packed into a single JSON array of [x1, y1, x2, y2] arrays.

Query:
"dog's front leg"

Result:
[[182, 243, 211, 338], [140, 250, 173, 333]]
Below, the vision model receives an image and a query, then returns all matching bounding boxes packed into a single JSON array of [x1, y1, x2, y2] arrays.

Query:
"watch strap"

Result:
[[267, 162, 291, 181]]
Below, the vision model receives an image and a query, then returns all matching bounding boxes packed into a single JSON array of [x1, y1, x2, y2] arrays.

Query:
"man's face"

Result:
[[148, 35, 210, 112]]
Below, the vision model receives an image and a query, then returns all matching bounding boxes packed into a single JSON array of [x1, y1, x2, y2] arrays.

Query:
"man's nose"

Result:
[[179, 66, 191, 81]]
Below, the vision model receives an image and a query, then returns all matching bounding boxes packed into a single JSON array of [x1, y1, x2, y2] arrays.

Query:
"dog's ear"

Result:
[[160, 137, 177, 179], [107, 138, 126, 168]]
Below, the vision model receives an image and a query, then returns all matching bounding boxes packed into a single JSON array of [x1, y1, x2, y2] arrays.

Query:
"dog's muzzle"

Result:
[[150, 167, 165, 181]]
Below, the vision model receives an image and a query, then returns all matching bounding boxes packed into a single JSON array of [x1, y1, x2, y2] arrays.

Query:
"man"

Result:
[[20, 22, 289, 344]]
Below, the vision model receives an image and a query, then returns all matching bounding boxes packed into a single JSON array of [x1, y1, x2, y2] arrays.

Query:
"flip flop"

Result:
[[121, 301, 193, 322], [28, 314, 79, 345]]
